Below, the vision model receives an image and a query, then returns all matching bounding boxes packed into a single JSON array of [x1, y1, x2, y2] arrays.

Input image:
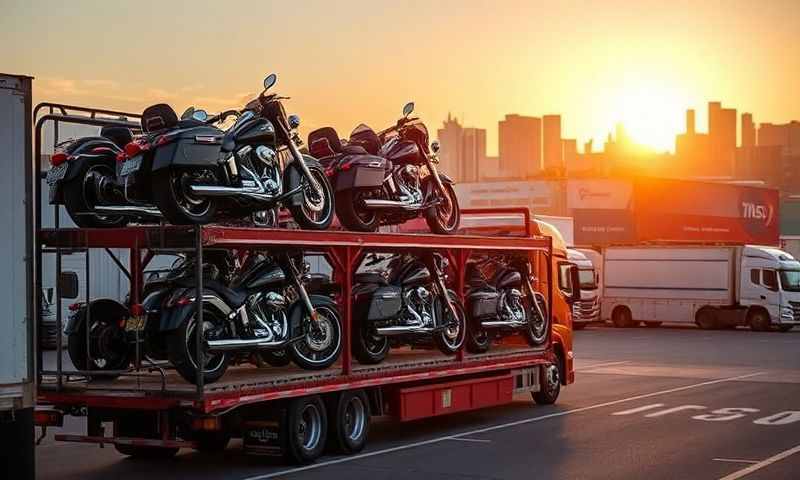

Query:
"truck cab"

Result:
[[567, 248, 601, 329], [740, 245, 800, 330]]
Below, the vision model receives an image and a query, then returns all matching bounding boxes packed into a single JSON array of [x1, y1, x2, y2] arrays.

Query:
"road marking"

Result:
[[240, 371, 764, 480], [612, 403, 665, 415], [718, 444, 800, 480], [444, 437, 492, 443], [713, 458, 759, 465], [575, 360, 630, 370], [645, 405, 706, 418]]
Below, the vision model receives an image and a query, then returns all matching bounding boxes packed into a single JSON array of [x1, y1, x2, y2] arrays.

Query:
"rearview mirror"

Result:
[[59, 271, 80, 300], [264, 73, 277, 91], [403, 102, 414, 117]]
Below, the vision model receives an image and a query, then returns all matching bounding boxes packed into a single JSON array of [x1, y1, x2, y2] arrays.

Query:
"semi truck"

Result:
[[600, 245, 800, 331], [0, 73, 35, 479], [567, 249, 600, 329]]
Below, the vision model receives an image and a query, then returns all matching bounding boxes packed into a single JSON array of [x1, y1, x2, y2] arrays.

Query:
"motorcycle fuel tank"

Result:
[[235, 118, 276, 146], [400, 264, 430, 287], [495, 270, 522, 290], [382, 139, 420, 165], [241, 264, 286, 289]]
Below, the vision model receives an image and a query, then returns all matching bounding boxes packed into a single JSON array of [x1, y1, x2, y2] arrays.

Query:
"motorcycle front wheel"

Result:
[[289, 302, 342, 370], [288, 163, 335, 230], [524, 293, 549, 346], [434, 292, 467, 355], [152, 168, 218, 225], [425, 182, 460, 235]]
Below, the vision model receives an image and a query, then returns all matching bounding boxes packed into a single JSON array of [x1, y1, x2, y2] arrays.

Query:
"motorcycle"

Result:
[[45, 124, 159, 227], [150, 251, 342, 384], [308, 102, 460, 234], [117, 73, 335, 228], [352, 252, 466, 364], [465, 255, 549, 353]]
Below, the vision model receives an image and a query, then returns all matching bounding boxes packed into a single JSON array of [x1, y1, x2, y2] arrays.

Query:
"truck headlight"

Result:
[[781, 306, 794, 319]]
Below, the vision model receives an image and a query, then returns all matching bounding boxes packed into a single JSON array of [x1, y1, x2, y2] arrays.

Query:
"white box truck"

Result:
[[567, 249, 600, 329], [601, 245, 800, 331], [0, 73, 35, 479]]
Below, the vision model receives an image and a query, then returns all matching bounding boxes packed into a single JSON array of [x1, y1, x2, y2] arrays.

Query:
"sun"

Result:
[[610, 83, 687, 152]]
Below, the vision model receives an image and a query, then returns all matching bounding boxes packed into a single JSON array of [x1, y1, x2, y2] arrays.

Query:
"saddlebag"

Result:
[[468, 290, 500, 321], [367, 286, 402, 321], [152, 125, 223, 171], [336, 155, 387, 191]]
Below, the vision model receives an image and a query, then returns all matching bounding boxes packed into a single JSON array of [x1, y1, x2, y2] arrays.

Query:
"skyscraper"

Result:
[[543, 115, 563, 172], [436, 114, 486, 182], [707, 101, 736, 177], [675, 108, 711, 178], [437, 113, 463, 180], [742, 113, 755, 147], [461, 127, 486, 183], [498, 114, 541, 178]]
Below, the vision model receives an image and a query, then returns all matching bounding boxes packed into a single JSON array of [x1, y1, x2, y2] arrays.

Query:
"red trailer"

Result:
[[32, 104, 568, 464]]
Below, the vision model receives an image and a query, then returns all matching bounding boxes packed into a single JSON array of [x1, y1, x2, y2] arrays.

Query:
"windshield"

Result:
[[779, 270, 800, 292], [578, 269, 597, 290]]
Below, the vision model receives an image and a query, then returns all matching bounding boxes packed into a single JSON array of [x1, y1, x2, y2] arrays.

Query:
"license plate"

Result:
[[120, 155, 142, 177], [124, 315, 146, 332], [45, 163, 68, 185]]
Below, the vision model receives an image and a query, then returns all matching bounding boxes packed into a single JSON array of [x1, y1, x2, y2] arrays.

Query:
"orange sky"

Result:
[[2, 0, 799, 154]]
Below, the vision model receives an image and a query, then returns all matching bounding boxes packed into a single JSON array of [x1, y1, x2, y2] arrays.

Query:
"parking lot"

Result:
[[37, 325, 800, 480]]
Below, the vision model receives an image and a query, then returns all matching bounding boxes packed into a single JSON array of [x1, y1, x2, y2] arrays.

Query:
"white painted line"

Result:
[[612, 403, 665, 416], [445, 437, 492, 443], [712, 458, 759, 465], [718, 444, 800, 480], [644, 405, 706, 418], [240, 371, 764, 480], [575, 360, 630, 371]]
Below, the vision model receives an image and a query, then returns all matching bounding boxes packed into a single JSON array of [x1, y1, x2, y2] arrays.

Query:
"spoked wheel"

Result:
[[524, 294, 549, 346], [284, 395, 327, 464], [354, 321, 389, 364], [466, 319, 491, 354], [153, 168, 218, 225], [326, 390, 370, 454], [289, 163, 335, 230], [335, 189, 379, 232], [425, 182, 460, 235], [167, 307, 230, 385], [62, 160, 128, 228], [289, 303, 342, 370], [434, 292, 466, 355]]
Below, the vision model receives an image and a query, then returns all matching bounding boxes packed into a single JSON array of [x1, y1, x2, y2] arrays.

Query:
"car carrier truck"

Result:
[[601, 245, 800, 331]]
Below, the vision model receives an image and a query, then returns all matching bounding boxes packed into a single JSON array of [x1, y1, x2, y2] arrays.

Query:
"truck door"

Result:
[[741, 268, 780, 320], [760, 269, 781, 319]]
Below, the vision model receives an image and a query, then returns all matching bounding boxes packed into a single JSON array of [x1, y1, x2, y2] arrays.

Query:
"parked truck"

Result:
[[601, 245, 800, 331], [0, 73, 35, 479], [567, 249, 600, 329]]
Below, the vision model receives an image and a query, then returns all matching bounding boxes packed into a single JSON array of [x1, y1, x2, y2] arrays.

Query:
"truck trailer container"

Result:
[[600, 245, 800, 331]]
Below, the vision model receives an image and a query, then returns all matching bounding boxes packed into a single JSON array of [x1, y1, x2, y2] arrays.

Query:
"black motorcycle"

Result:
[[116, 74, 334, 228], [151, 251, 342, 384], [465, 255, 549, 353], [308, 102, 460, 234], [352, 252, 466, 364]]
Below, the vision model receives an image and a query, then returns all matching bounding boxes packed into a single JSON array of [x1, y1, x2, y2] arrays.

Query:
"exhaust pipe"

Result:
[[94, 205, 162, 217], [190, 185, 263, 197], [363, 199, 420, 210], [374, 325, 435, 336], [206, 337, 287, 352], [480, 320, 528, 329]]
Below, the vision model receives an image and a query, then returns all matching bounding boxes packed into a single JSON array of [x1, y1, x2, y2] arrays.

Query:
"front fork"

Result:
[[287, 134, 323, 195], [435, 273, 460, 325], [426, 157, 450, 200]]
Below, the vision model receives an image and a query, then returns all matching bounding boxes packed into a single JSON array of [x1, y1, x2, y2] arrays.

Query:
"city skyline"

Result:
[[2, 0, 799, 157]]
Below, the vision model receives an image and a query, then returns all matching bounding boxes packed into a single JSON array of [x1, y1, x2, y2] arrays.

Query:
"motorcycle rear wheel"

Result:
[[152, 168, 218, 225], [167, 307, 230, 385], [62, 159, 128, 228], [425, 182, 460, 235], [335, 189, 379, 232]]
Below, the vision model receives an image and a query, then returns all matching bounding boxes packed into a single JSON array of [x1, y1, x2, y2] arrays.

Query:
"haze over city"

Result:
[[3, 0, 799, 156]]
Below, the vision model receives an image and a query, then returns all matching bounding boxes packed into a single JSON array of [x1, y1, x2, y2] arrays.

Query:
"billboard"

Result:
[[572, 178, 779, 246], [455, 180, 565, 216]]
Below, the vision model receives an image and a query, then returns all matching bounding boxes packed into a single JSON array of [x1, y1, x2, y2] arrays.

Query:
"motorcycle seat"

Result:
[[355, 271, 388, 285], [341, 144, 368, 155]]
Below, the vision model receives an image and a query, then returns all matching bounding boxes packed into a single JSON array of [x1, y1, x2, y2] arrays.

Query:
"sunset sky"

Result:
[[2, 0, 799, 154]]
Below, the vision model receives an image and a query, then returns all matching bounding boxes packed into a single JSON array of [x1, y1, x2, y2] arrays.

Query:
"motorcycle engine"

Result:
[[402, 286, 434, 327], [248, 290, 288, 340], [253, 145, 282, 196], [499, 289, 525, 323], [394, 165, 423, 206]]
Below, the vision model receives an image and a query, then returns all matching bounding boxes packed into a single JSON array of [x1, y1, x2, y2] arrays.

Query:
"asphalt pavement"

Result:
[[36, 324, 800, 480]]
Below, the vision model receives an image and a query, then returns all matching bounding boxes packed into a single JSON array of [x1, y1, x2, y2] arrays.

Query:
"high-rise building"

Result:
[[707, 101, 736, 177], [758, 121, 800, 156], [742, 113, 755, 147], [562, 138, 582, 174], [436, 114, 486, 182], [498, 114, 541, 178], [686, 109, 696, 134], [543, 115, 563, 172], [675, 108, 711, 178]]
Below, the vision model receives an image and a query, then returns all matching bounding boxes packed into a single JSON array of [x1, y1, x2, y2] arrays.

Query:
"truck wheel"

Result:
[[284, 395, 327, 464], [644, 321, 663, 328], [696, 308, 718, 330], [326, 390, 370, 454], [748, 309, 771, 332], [611, 306, 633, 328], [532, 362, 561, 405], [335, 189, 379, 232]]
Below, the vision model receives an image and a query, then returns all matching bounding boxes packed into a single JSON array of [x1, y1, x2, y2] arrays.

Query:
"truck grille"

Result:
[[789, 301, 800, 322], [574, 297, 600, 322]]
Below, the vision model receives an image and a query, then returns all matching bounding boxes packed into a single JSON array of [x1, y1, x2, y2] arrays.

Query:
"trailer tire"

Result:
[[696, 308, 718, 330], [284, 395, 327, 464], [611, 306, 634, 328], [326, 390, 370, 454], [748, 308, 771, 332]]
